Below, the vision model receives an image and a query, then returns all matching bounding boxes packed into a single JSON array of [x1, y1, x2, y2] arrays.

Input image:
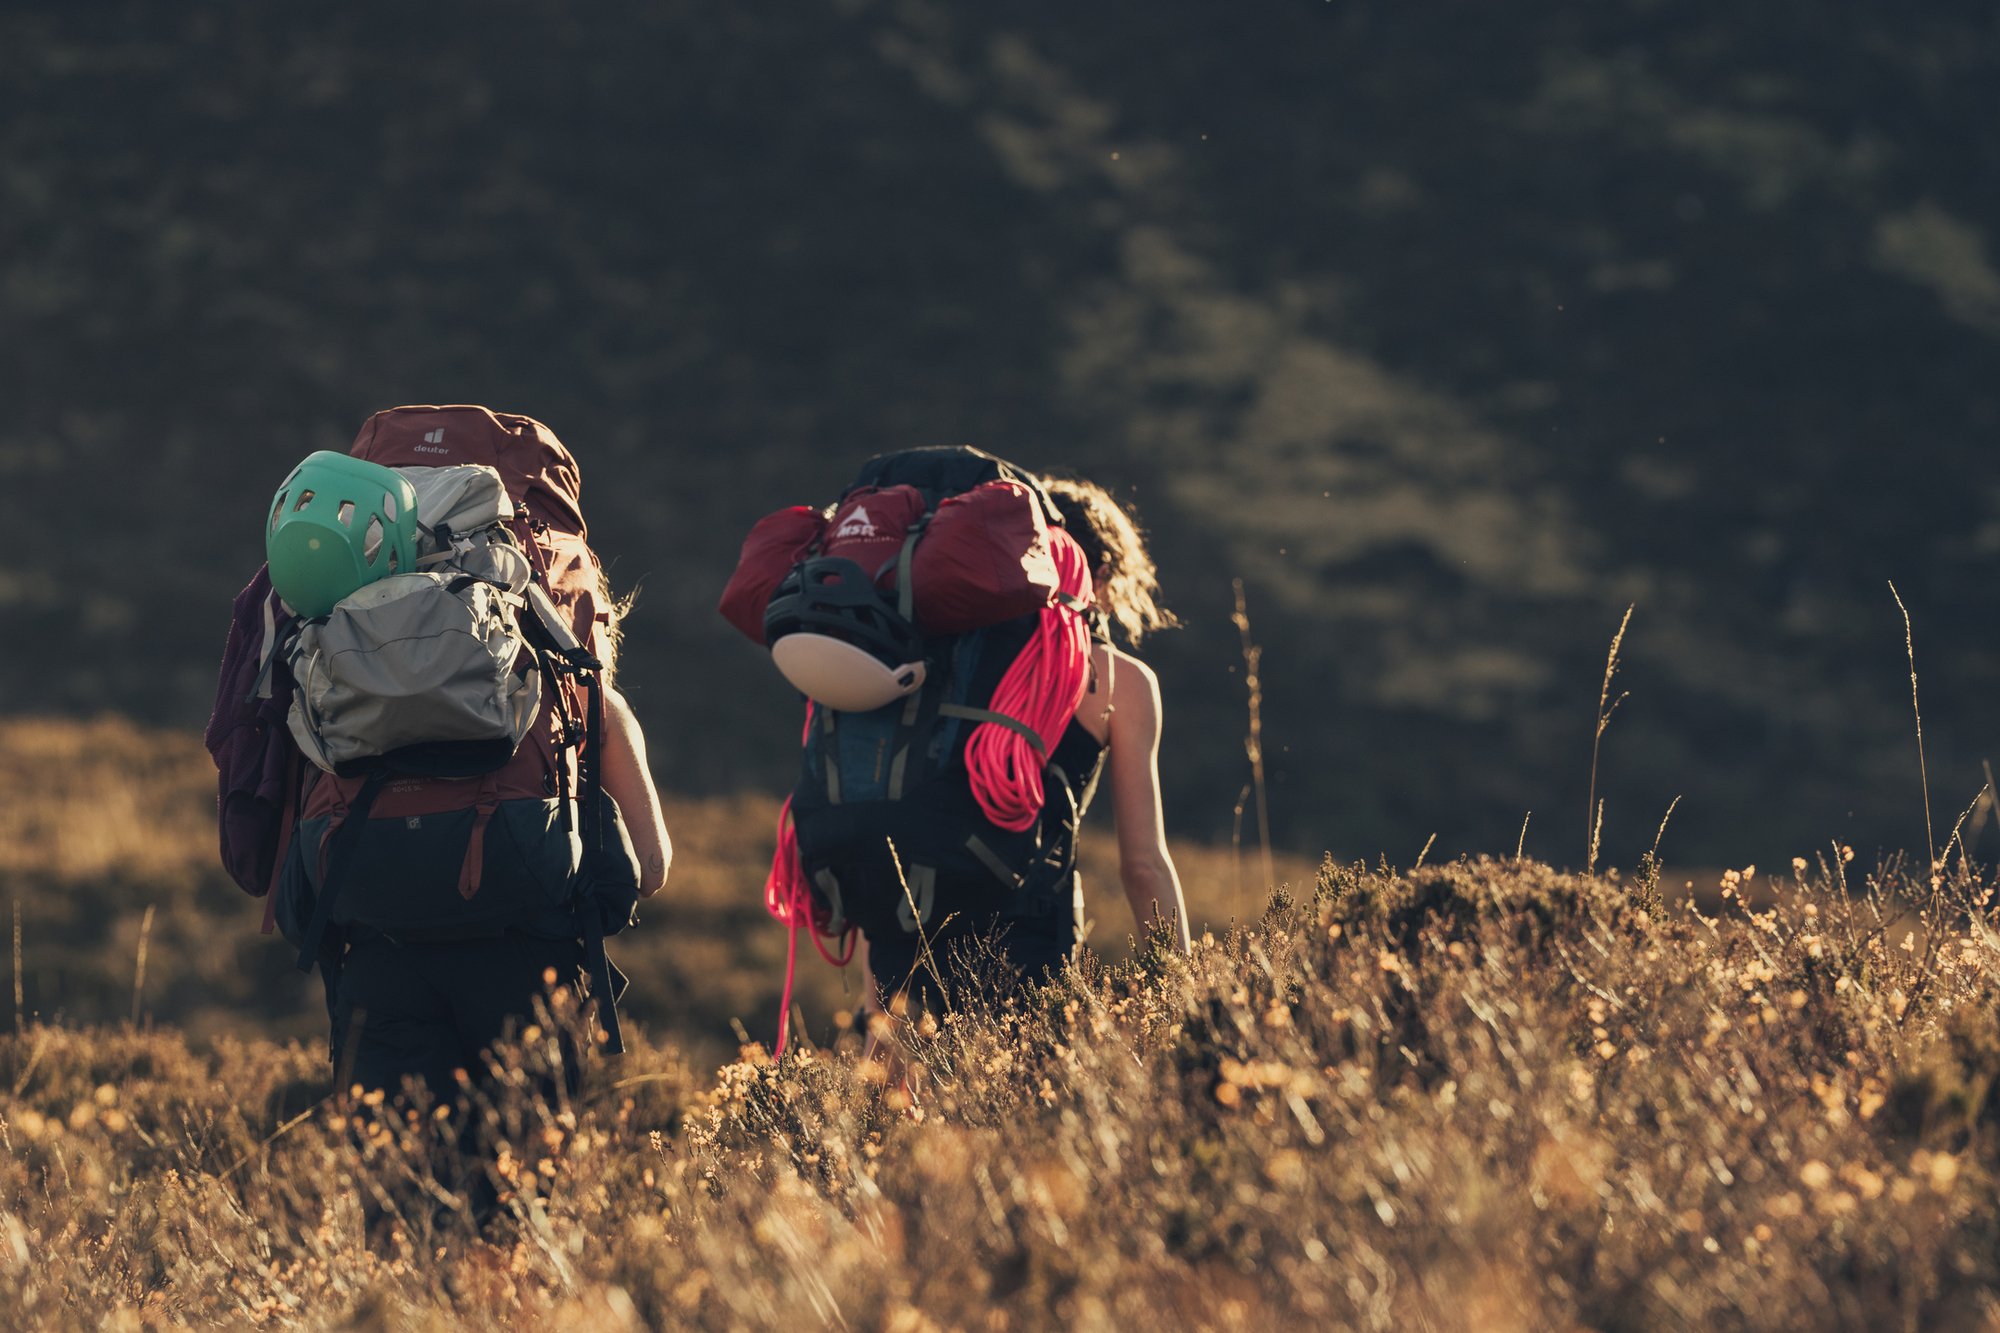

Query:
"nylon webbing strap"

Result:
[[578, 668, 625, 1054], [1046, 761, 1078, 831], [821, 708, 841, 804], [893, 519, 927, 624], [585, 673, 604, 854], [965, 834, 1022, 891], [887, 689, 922, 800], [1009, 761, 1079, 922], [551, 653, 575, 838], [295, 769, 390, 974], [583, 881, 624, 1055], [525, 582, 587, 657], [814, 868, 847, 934], [896, 864, 937, 933], [249, 591, 285, 702], [938, 704, 1046, 756]]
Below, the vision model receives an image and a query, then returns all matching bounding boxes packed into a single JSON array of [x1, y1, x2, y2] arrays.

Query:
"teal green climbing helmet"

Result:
[[266, 452, 421, 617]]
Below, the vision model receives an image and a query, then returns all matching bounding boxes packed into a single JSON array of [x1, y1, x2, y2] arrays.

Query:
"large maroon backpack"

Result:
[[206, 405, 637, 1049]]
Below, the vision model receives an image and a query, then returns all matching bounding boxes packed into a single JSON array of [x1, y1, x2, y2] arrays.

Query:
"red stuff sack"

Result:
[[720, 507, 828, 644], [911, 480, 1061, 633], [822, 485, 928, 587]]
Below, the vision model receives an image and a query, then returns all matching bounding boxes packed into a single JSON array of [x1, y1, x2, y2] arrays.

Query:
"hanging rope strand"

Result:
[[762, 704, 857, 1053]]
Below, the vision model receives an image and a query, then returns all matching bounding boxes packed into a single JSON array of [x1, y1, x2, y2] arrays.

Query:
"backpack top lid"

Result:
[[350, 405, 587, 540], [398, 464, 514, 551], [266, 452, 422, 618], [846, 446, 1062, 528]]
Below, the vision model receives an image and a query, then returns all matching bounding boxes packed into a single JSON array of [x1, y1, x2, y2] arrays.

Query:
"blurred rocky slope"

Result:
[[2, 0, 1996, 866]]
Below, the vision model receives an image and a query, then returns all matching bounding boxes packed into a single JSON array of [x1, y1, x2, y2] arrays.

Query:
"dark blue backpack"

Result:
[[778, 449, 1107, 945]]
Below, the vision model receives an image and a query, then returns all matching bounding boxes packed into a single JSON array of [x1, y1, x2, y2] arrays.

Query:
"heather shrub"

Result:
[[2, 850, 1999, 1331]]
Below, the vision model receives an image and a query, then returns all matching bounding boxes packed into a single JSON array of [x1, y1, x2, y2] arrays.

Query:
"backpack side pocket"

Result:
[[273, 815, 327, 949]]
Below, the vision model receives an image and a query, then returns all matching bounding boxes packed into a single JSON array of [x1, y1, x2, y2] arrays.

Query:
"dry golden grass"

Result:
[[18, 717, 2000, 1329], [0, 847, 1998, 1329], [0, 716, 219, 884]]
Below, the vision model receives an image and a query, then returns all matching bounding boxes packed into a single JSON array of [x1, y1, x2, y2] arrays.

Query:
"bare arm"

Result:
[[1096, 648, 1191, 952], [600, 686, 670, 897]]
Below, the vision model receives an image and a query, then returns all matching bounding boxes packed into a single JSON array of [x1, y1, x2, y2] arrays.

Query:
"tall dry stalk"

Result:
[[10, 898, 18, 1032], [131, 904, 155, 1027], [1230, 579, 1274, 896], [1649, 795, 1681, 862], [1943, 786, 1987, 877], [1633, 795, 1681, 917], [1889, 582, 1936, 872], [1970, 760, 2000, 860], [1586, 605, 1634, 875], [1231, 783, 1251, 923]]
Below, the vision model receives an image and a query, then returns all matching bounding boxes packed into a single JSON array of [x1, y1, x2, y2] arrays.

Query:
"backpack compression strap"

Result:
[[575, 663, 626, 1054], [516, 580, 626, 1054], [937, 704, 1046, 758]]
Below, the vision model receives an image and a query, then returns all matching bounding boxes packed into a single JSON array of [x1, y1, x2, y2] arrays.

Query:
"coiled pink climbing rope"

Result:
[[960, 527, 1095, 831]]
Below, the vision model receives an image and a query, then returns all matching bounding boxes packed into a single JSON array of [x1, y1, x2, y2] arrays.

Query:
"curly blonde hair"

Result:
[[1041, 476, 1178, 646]]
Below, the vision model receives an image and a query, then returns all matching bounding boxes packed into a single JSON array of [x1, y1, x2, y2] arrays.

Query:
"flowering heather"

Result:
[[0, 847, 1997, 1329]]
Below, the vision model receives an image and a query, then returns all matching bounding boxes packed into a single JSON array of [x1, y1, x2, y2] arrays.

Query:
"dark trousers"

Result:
[[331, 932, 587, 1101], [865, 881, 1083, 1015]]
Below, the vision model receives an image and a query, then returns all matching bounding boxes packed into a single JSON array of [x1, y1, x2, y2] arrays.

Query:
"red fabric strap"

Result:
[[459, 775, 500, 899]]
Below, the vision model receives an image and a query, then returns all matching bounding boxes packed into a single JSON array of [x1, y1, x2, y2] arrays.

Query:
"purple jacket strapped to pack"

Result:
[[204, 567, 301, 922]]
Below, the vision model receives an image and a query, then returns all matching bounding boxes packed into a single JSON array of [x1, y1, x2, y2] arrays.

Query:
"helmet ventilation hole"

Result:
[[382, 491, 398, 521], [363, 515, 384, 564], [270, 492, 287, 533], [336, 501, 355, 528], [387, 546, 399, 574], [293, 489, 315, 512]]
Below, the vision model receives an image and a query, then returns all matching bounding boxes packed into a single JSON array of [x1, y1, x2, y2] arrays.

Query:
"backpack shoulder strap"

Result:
[[574, 668, 626, 1054], [509, 534, 627, 1053]]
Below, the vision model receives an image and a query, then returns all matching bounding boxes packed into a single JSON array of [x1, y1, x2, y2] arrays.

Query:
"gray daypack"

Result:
[[284, 464, 566, 776]]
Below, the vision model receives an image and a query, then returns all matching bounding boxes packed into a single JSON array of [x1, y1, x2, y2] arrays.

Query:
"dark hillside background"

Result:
[[3, 0, 1997, 869]]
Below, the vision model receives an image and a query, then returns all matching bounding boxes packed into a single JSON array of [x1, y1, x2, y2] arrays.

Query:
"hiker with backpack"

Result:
[[720, 449, 1188, 1050], [855, 474, 1192, 1030], [208, 406, 669, 1103]]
